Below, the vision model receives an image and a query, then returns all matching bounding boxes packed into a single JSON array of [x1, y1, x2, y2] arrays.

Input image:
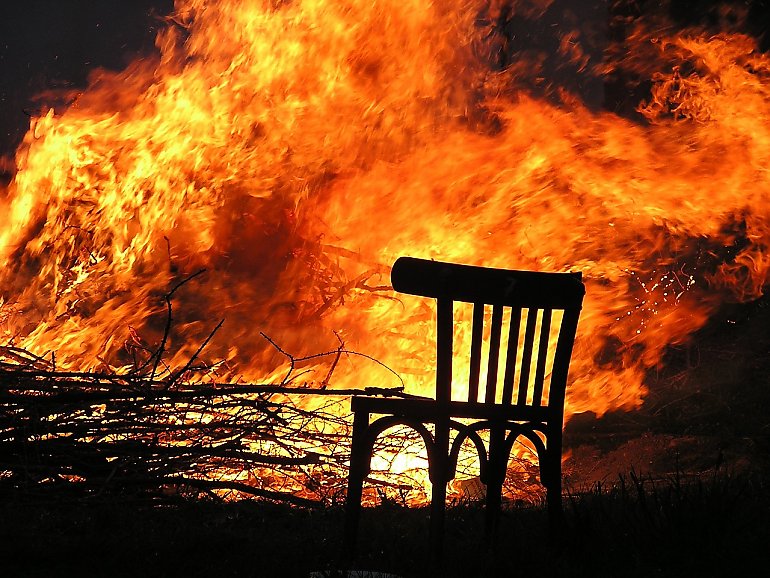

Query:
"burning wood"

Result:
[[0, 344, 416, 505], [2, 0, 770, 503]]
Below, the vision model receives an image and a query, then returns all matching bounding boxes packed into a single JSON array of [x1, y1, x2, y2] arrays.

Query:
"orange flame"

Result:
[[1, 0, 769, 435]]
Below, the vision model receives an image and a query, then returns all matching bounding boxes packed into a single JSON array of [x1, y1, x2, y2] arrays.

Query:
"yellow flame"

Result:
[[2, 1, 770, 493]]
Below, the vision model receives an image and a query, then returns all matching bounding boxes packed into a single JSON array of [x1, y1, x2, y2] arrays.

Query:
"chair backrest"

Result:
[[391, 257, 585, 417]]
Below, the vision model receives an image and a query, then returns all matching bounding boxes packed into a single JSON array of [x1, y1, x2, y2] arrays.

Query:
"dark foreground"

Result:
[[4, 297, 770, 577], [2, 469, 768, 578]]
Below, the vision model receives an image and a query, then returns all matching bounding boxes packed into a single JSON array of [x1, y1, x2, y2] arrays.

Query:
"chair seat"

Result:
[[351, 395, 552, 424]]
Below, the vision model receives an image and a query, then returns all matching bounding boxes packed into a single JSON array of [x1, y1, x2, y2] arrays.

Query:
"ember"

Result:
[[2, 0, 770, 499]]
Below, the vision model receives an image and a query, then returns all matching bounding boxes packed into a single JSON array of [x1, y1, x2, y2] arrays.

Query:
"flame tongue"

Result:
[[1, 0, 769, 424]]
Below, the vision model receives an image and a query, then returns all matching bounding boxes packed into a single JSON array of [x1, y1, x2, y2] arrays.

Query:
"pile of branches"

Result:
[[0, 267, 418, 506], [0, 345, 412, 506]]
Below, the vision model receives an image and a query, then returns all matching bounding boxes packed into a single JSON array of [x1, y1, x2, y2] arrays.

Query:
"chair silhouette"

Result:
[[344, 257, 585, 560]]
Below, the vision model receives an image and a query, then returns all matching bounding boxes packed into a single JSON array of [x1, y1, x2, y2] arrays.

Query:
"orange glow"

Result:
[[2, 1, 769, 497]]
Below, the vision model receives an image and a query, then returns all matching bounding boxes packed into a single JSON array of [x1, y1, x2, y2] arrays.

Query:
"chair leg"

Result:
[[484, 473, 504, 538], [343, 411, 370, 561], [542, 453, 564, 542], [484, 427, 507, 538], [430, 474, 447, 568], [547, 475, 563, 528], [429, 421, 450, 569]]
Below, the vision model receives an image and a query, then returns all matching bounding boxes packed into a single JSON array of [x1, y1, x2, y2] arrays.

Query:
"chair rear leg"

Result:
[[484, 427, 507, 538], [542, 454, 564, 542], [484, 473, 504, 538]]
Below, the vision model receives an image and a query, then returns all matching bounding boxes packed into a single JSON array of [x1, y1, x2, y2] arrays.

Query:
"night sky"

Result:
[[0, 0, 174, 162], [2, 0, 769, 168]]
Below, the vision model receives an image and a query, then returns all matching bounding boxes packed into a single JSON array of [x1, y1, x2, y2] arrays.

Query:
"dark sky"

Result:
[[2, 0, 768, 164], [0, 0, 174, 160]]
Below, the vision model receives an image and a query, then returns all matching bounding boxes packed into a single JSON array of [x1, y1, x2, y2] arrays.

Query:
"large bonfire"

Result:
[[1, 0, 769, 499]]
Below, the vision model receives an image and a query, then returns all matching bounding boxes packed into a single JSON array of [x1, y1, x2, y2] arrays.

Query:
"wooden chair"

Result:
[[344, 257, 585, 560]]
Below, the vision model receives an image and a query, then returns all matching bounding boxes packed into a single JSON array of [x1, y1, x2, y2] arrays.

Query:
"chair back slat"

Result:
[[484, 305, 504, 404], [546, 307, 581, 411], [516, 310, 538, 406], [531, 309, 552, 407], [467, 303, 484, 403], [501, 307, 521, 405], [436, 297, 454, 404]]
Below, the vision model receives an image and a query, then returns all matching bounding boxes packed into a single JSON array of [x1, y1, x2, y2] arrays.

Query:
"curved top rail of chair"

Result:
[[391, 257, 585, 309]]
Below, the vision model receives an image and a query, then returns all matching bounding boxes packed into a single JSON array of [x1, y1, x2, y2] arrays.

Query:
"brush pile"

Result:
[[0, 345, 410, 506]]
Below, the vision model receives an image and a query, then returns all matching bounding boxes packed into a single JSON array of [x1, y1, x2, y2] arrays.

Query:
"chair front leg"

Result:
[[429, 418, 451, 568], [344, 410, 371, 561]]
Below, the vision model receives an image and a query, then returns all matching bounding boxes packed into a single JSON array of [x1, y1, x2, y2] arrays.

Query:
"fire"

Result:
[[2, 1, 770, 495]]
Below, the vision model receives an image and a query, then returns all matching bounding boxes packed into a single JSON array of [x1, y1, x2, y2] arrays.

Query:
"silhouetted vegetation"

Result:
[[1, 468, 767, 577]]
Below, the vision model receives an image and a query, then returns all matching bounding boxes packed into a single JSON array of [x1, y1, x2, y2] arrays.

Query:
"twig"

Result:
[[147, 268, 207, 380], [260, 332, 405, 388], [320, 332, 345, 388], [166, 318, 224, 387]]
